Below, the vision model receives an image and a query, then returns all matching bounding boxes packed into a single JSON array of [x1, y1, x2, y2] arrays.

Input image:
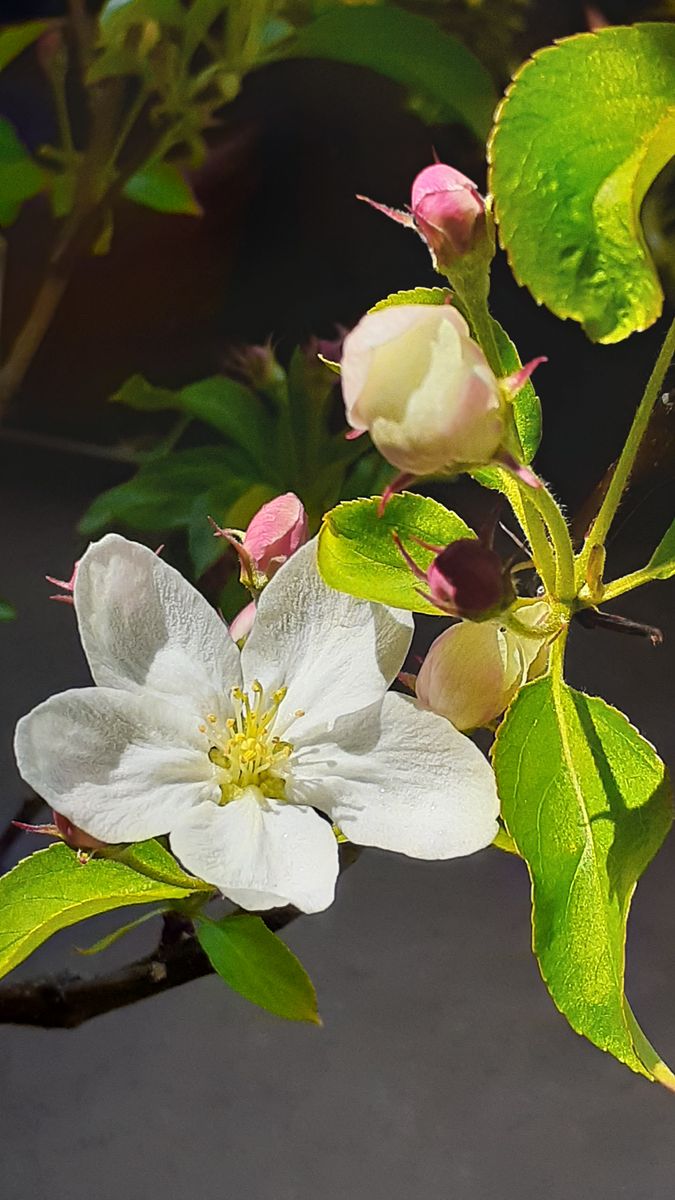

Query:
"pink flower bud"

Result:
[[242, 493, 309, 579], [341, 304, 503, 475], [53, 812, 108, 851], [411, 164, 486, 271], [358, 162, 486, 272], [229, 600, 256, 642], [416, 602, 550, 731]]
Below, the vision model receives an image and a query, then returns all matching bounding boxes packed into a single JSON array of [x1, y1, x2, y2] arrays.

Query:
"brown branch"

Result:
[[0, 845, 361, 1029]]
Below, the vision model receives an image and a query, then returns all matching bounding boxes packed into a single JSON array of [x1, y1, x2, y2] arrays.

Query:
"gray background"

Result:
[[0, 444, 674, 1200]]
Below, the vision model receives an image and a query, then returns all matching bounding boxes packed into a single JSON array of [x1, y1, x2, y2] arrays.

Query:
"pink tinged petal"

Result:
[[495, 451, 541, 489], [410, 164, 481, 209], [14, 687, 218, 844], [502, 355, 547, 397], [169, 791, 339, 913], [229, 600, 256, 642], [242, 493, 309, 578], [288, 693, 498, 859], [416, 620, 523, 731], [356, 194, 415, 228], [241, 539, 413, 739], [74, 534, 241, 712]]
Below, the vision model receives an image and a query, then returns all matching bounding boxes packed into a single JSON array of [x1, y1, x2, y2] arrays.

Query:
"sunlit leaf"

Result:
[[318, 492, 474, 613], [0, 840, 207, 982], [494, 677, 674, 1086], [489, 24, 675, 343], [645, 517, 675, 581]]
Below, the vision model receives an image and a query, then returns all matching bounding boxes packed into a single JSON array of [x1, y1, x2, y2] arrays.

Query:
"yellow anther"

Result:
[[198, 723, 207, 733], [294, 709, 305, 718], [207, 713, 217, 724]]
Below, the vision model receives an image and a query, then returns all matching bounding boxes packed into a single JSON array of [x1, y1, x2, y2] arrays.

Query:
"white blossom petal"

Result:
[[74, 534, 241, 712], [15, 687, 217, 843], [288, 692, 498, 858], [241, 539, 413, 738], [169, 790, 339, 913]]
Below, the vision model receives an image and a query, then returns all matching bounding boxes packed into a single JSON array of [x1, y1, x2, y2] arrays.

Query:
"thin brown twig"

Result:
[[0, 844, 361, 1029]]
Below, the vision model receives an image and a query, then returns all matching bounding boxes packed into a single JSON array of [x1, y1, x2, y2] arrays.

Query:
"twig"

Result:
[[0, 844, 361, 1028]]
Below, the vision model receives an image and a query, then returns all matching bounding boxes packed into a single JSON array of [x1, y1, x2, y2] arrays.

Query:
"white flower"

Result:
[[15, 535, 499, 913], [416, 601, 551, 732], [341, 304, 504, 475]]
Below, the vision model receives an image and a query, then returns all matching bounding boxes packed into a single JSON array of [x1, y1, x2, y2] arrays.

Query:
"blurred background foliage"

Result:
[[0, 0, 673, 618]]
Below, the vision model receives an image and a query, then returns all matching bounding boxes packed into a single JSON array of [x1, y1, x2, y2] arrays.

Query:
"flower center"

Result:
[[201, 681, 293, 803]]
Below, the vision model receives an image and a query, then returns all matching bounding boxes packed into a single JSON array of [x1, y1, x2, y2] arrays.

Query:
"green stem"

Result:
[[602, 567, 657, 602], [580, 315, 675, 568], [520, 492, 556, 593], [517, 479, 576, 601]]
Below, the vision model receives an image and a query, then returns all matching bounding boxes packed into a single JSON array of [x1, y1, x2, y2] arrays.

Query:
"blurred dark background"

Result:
[[1, 2, 675, 1197]]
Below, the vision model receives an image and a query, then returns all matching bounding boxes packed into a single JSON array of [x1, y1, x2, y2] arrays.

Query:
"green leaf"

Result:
[[104, 838, 213, 891], [111, 374, 178, 411], [0, 840, 202, 982], [491, 316, 541, 463], [196, 913, 320, 1024], [0, 118, 43, 226], [99, 0, 185, 35], [646, 518, 675, 581], [369, 287, 452, 313], [282, 7, 496, 140], [0, 597, 15, 621], [79, 445, 252, 536], [318, 492, 474, 613], [0, 20, 49, 71], [494, 676, 674, 1085], [76, 906, 167, 955], [123, 161, 203, 216], [489, 24, 675, 343]]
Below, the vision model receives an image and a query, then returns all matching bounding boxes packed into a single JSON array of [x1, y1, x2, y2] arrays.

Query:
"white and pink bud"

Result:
[[229, 599, 256, 643], [415, 601, 551, 731], [341, 304, 503, 476], [359, 162, 487, 272]]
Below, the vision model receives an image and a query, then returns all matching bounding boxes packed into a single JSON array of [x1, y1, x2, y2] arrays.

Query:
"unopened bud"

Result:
[[243, 493, 308, 579], [53, 811, 107, 851], [426, 538, 513, 619], [358, 162, 487, 273], [341, 304, 503, 476], [416, 601, 550, 731]]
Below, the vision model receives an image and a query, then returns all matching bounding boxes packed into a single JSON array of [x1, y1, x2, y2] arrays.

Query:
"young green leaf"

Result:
[[318, 493, 474, 613], [123, 162, 203, 216], [76, 907, 167, 955], [0, 118, 43, 226], [646, 518, 675, 581], [489, 24, 675, 343], [369, 288, 452, 313], [78, 446, 253, 536], [494, 676, 674, 1086], [196, 913, 320, 1024], [0, 20, 49, 72], [281, 6, 496, 140], [0, 841, 203, 982]]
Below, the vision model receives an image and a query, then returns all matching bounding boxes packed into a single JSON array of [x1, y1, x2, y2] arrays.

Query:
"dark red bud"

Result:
[[427, 539, 511, 618]]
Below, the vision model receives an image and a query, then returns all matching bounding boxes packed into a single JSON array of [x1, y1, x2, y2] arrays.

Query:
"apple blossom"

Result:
[[15, 535, 499, 913], [341, 303, 504, 476], [416, 601, 551, 731]]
